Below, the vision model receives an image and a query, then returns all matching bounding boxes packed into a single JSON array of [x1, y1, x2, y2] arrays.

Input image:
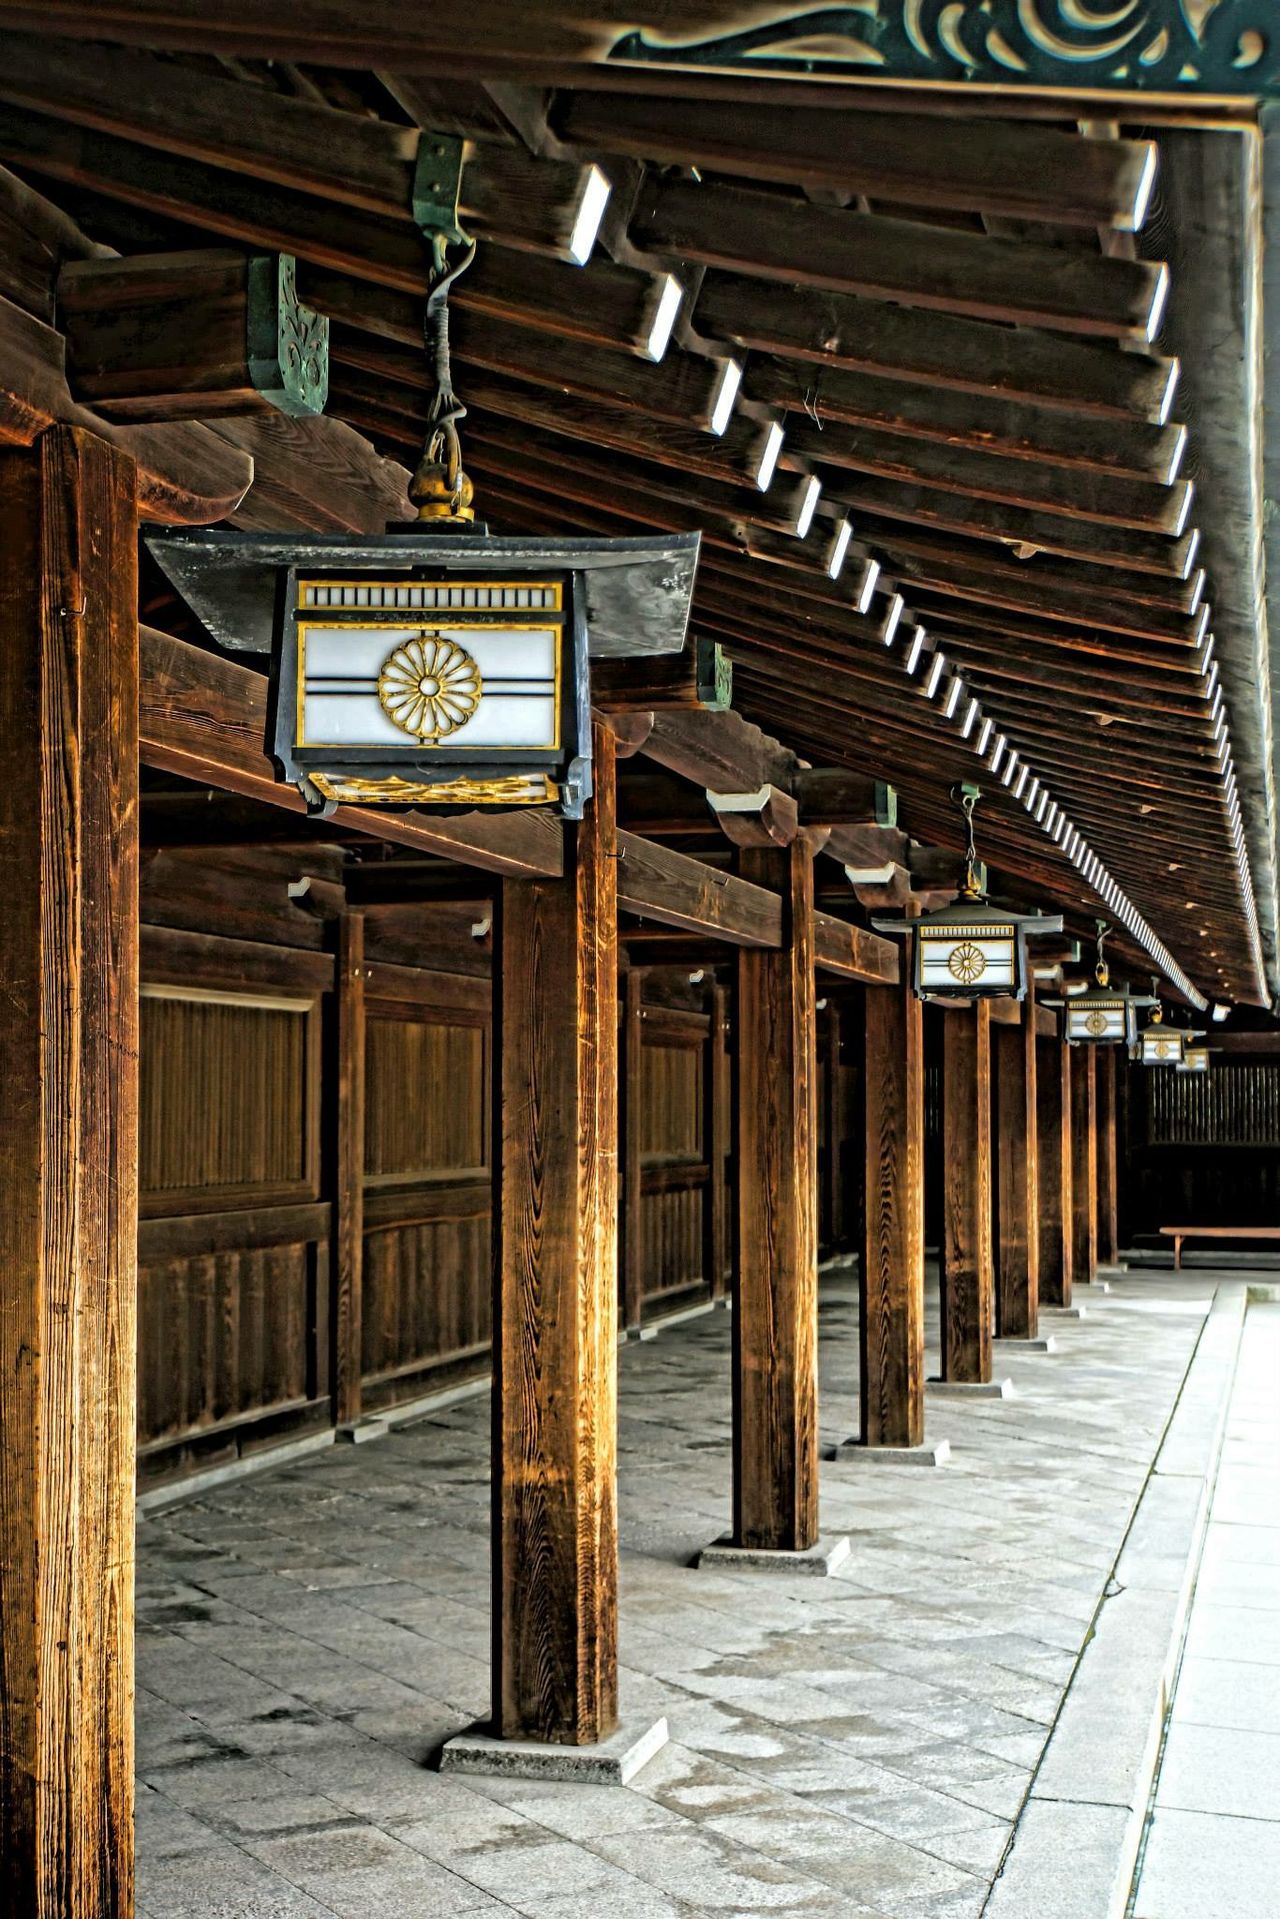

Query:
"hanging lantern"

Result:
[[148, 143, 698, 819], [1177, 1046, 1211, 1074], [872, 784, 1062, 1001], [1045, 922, 1157, 1045], [1138, 985, 1204, 1066]]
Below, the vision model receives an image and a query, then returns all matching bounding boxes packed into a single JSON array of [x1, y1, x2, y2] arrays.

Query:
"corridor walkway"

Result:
[[1130, 1299, 1280, 1919], [135, 1272, 1218, 1919]]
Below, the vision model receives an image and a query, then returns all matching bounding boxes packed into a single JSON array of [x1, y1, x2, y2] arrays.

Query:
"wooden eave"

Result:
[[0, 30, 1269, 1007]]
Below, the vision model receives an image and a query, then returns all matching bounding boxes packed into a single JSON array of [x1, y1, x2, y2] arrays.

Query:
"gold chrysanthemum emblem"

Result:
[[947, 941, 986, 985], [378, 634, 481, 741], [1085, 1010, 1109, 1037]]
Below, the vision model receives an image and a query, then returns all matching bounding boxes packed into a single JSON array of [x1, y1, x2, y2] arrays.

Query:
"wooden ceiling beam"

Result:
[[297, 250, 685, 363], [744, 354, 1184, 484], [631, 180, 1169, 341], [692, 272, 1178, 424], [788, 420, 1191, 534], [823, 473, 1199, 577], [555, 91, 1157, 231]]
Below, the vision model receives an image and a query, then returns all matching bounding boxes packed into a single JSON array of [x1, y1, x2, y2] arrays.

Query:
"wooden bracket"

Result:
[[59, 248, 329, 422], [707, 784, 800, 849], [592, 635, 731, 713]]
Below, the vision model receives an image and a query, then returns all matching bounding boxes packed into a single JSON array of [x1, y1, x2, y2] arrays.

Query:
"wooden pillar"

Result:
[[1037, 1037, 1071, 1306], [862, 953, 925, 1446], [620, 965, 645, 1332], [703, 979, 728, 1301], [0, 428, 139, 1917], [940, 1004, 993, 1383], [995, 1004, 1040, 1338], [331, 909, 366, 1425], [1070, 1044, 1098, 1286], [1095, 1046, 1120, 1265], [733, 837, 819, 1551], [492, 722, 618, 1744]]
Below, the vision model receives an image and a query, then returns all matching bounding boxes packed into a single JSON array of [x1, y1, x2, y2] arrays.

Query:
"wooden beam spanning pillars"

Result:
[[1095, 1048, 1120, 1266], [0, 427, 139, 1916], [994, 996, 1040, 1340], [555, 91, 1157, 231], [1069, 1045, 1099, 1288], [0, 287, 253, 522], [862, 924, 926, 1447], [631, 179, 1170, 341], [58, 247, 329, 422], [1038, 1040, 1074, 1307], [733, 837, 820, 1551], [940, 1004, 994, 1385], [492, 720, 619, 1746]]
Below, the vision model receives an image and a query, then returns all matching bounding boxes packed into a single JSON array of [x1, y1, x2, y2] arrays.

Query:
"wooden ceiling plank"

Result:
[[693, 273, 1178, 423], [632, 180, 1169, 341], [555, 91, 1157, 231]]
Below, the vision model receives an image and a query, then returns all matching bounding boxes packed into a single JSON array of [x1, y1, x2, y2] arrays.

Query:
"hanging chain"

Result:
[[409, 228, 478, 522], [952, 782, 983, 899], [1094, 918, 1111, 987]]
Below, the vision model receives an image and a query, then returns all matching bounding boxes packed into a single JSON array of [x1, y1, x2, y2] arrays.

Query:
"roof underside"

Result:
[[0, 24, 1272, 1007]]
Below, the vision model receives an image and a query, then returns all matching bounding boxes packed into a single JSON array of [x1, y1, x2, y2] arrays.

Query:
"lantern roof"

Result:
[[147, 527, 700, 662], [872, 897, 1063, 938]]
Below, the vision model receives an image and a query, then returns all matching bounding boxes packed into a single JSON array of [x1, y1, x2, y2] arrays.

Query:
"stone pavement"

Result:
[[1129, 1298, 1280, 1919], [135, 1268, 1218, 1919]]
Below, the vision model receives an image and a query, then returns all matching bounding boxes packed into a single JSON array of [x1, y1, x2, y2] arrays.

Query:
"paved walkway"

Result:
[[1129, 1299, 1280, 1919], [135, 1270, 1218, 1919]]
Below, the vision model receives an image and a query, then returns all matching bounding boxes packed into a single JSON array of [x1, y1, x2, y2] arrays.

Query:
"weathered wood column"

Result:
[[733, 837, 819, 1551], [492, 722, 619, 1743], [995, 1003, 1040, 1338], [703, 979, 729, 1301], [1095, 1046, 1120, 1265], [0, 428, 140, 1917], [940, 1003, 993, 1382], [619, 965, 645, 1333], [331, 908, 366, 1425], [820, 999, 853, 1252], [1069, 1044, 1098, 1286], [1038, 1039, 1074, 1306], [862, 941, 925, 1446]]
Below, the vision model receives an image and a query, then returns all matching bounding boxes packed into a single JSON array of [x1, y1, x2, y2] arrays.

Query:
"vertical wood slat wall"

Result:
[[134, 852, 740, 1481]]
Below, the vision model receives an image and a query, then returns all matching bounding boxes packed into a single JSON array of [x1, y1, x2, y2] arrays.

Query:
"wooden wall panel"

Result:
[[364, 1016, 487, 1177], [139, 992, 314, 1208]]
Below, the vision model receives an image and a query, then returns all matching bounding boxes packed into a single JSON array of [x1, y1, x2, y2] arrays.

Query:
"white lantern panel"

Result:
[[298, 622, 560, 752], [1066, 1003, 1128, 1043], [917, 925, 1017, 992], [1140, 1030, 1185, 1066]]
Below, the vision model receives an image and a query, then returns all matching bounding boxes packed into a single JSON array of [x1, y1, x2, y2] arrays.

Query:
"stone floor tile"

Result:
[[1182, 1601, 1280, 1667], [1154, 1721, 1280, 1821], [1170, 1654, 1280, 1734], [1133, 1808, 1280, 1919]]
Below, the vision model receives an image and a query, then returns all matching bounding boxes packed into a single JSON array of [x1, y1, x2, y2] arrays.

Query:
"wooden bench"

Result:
[[1160, 1225, 1280, 1270]]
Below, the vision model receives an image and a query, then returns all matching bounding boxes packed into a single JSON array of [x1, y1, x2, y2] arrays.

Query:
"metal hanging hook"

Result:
[[1094, 918, 1111, 986], [950, 781, 983, 899]]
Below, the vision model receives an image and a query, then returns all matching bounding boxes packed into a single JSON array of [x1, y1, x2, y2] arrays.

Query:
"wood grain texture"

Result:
[[1095, 1047, 1120, 1266], [940, 1004, 993, 1385], [1070, 1043, 1099, 1288], [704, 982, 729, 1302], [0, 428, 138, 1917], [995, 1005, 1040, 1340], [862, 953, 925, 1448], [493, 723, 618, 1744], [733, 839, 818, 1551], [1037, 1041, 1073, 1307], [331, 912, 365, 1426], [620, 968, 644, 1333]]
